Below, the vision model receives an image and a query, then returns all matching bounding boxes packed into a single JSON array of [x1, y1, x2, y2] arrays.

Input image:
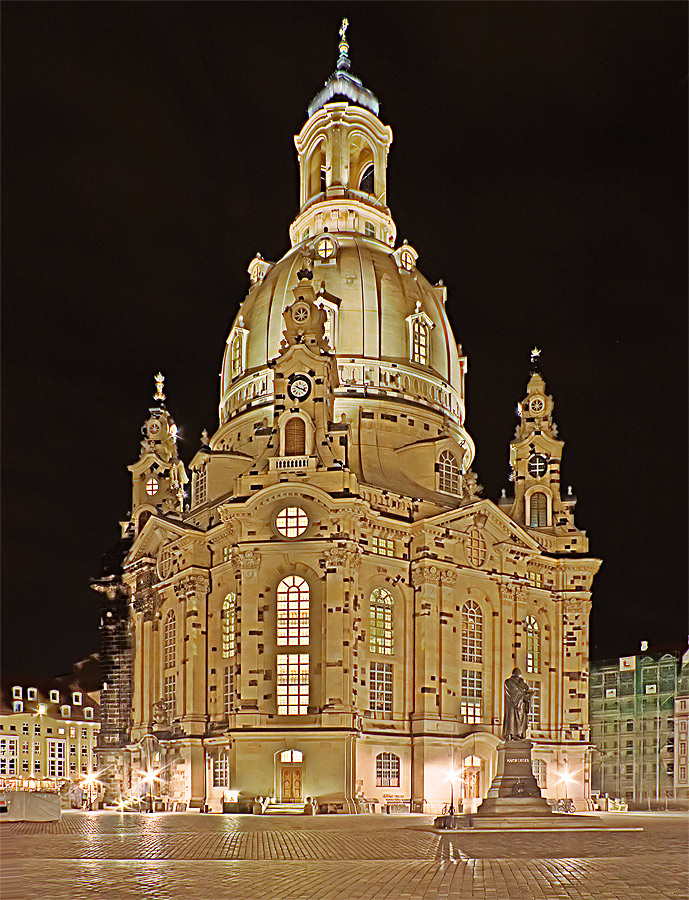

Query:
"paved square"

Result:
[[1, 811, 687, 899]]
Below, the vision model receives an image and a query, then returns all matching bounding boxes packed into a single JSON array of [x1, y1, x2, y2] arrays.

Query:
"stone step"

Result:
[[263, 802, 306, 815]]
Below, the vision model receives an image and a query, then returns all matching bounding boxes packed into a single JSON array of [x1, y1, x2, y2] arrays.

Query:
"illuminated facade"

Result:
[[0, 681, 100, 790], [99, 26, 600, 813]]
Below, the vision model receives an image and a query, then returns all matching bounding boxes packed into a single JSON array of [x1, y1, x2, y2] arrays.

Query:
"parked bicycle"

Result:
[[556, 798, 576, 813]]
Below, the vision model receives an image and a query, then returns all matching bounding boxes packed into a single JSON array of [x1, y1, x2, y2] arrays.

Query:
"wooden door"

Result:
[[281, 766, 303, 801]]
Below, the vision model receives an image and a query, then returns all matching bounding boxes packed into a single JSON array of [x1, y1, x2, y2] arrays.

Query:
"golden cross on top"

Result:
[[339, 18, 349, 43], [154, 372, 165, 402]]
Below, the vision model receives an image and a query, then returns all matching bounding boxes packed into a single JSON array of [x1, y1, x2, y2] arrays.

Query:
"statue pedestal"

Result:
[[475, 740, 552, 817]]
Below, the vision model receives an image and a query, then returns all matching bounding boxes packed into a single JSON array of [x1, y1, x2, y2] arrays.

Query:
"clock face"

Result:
[[529, 397, 545, 414], [288, 374, 312, 402], [528, 454, 548, 478]]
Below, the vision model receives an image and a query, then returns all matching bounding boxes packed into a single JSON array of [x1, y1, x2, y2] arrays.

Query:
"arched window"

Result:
[[284, 417, 306, 456], [369, 588, 394, 655], [412, 319, 428, 364], [359, 164, 374, 194], [525, 616, 540, 673], [529, 491, 548, 527], [277, 576, 310, 645], [230, 334, 244, 379], [376, 752, 400, 787], [222, 593, 237, 658], [164, 611, 176, 669], [438, 451, 459, 493], [461, 600, 483, 663]]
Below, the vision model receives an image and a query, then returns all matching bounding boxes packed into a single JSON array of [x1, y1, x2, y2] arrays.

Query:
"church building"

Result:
[[94, 25, 601, 814]]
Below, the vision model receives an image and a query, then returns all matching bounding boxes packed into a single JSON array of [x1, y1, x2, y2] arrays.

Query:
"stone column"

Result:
[[235, 550, 262, 722], [322, 546, 360, 716], [175, 574, 210, 734]]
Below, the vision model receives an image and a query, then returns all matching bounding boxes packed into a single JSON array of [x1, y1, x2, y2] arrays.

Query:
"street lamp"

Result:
[[446, 768, 461, 817]]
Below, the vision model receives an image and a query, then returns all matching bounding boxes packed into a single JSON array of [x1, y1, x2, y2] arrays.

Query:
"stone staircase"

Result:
[[263, 801, 306, 815]]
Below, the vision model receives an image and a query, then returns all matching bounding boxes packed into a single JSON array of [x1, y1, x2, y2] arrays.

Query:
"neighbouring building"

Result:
[[0, 680, 100, 790], [95, 25, 601, 813], [674, 647, 689, 801], [590, 651, 681, 805]]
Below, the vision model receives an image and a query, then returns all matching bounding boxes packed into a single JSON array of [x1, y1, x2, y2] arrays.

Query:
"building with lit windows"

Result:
[[590, 652, 681, 805], [96, 26, 600, 813], [0, 680, 100, 792]]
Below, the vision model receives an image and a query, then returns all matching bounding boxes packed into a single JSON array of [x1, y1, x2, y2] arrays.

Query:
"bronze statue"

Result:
[[502, 667, 532, 741]]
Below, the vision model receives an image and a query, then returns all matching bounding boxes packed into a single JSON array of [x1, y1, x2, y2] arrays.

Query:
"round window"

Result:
[[529, 397, 545, 414], [528, 454, 548, 478], [400, 249, 415, 271], [276, 506, 309, 538], [315, 235, 335, 259], [145, 477, 159, 496]]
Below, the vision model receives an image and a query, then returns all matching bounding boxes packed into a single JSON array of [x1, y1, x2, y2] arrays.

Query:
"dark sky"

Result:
[[2, 3, 687, 677]]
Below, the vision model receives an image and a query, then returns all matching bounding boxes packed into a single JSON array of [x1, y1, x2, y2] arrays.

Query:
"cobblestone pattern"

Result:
[[1, 812, 687, 900]]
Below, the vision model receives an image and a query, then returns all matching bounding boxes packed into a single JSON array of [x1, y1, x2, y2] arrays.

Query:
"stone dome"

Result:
[[216, 52, 474, 470]]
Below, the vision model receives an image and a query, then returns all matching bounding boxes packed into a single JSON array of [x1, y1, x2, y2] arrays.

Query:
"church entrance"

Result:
[[279, 749, 303, 801]]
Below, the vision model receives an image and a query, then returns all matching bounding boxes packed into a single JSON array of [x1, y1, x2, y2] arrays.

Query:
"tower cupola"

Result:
[[290, 21, 395, 247]]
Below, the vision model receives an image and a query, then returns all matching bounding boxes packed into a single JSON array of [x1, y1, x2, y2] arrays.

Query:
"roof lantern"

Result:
[[308, 19, 379, 117]]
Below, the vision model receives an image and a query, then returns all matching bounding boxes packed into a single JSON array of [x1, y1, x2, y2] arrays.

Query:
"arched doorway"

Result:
[[280, 749, 303, 801]]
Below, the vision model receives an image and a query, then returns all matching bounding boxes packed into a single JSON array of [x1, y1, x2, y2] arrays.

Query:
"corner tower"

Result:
[[503, 349, 588, 553]]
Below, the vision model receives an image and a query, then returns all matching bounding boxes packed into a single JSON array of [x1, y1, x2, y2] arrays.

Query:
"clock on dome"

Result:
[[288, 373, 312, 402]]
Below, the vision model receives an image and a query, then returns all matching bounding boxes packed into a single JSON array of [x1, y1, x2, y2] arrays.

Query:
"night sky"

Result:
[[2, 3, 687, 678]]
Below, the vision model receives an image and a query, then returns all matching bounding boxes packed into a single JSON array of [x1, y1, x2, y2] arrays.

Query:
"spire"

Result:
[[337, 18, 351, 71], [308, 19, 379, 117]]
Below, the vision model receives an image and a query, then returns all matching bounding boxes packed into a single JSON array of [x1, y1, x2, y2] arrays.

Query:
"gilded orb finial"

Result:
[[154, 372, 166, 402], [530, 347, 541, 363]]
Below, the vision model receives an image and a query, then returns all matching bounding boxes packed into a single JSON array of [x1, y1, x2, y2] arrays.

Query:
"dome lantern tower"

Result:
[[290, 21, 395, 247]]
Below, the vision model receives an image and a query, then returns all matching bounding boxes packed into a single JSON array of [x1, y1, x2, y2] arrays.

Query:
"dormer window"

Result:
[[438, 450, 460, 493], [84, 708, 94, 720], [225, 316, 249, 386], [72, 692, 82, 706], [393, 242, 419, 272], [193, 465, 208, 507], [247, 254, 271, 286], [406, 302, 434, 366], [27, 688, 37, 701], [12, 687, 22, 700], [13, 701, 23, 713], [315, 234, 336, 260], [412, 319, 428, 364], [61, 705, 71, 718], [50, 690, 60, 704], [316, 299, 338, 350]]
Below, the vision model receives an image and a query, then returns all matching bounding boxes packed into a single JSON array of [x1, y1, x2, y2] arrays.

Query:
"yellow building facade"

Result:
[[0, 682, 100, 790], [107, 30, 601, 813]]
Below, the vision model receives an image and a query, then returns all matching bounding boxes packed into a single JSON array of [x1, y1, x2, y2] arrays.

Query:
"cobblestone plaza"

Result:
[[2, 811, 687, 899]]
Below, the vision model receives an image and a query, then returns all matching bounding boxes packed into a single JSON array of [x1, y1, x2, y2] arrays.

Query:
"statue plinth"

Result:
[[475, 739, 552, 817]]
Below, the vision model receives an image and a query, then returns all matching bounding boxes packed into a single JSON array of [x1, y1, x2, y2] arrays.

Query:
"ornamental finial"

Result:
[[154, 372, 165, 402], [337, 18, 350, 70], [530, 347, 542, 374]]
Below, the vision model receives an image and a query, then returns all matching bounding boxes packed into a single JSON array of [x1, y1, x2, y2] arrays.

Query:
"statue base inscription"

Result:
[[474, 740, 553, 817]]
